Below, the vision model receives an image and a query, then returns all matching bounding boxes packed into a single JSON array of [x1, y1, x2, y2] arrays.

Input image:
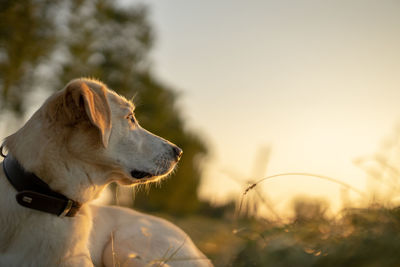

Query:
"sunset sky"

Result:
[[129, 0, 400, 214]]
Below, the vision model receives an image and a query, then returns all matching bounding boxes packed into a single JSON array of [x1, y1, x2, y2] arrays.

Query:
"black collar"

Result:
[[2, 154, 81, 217]]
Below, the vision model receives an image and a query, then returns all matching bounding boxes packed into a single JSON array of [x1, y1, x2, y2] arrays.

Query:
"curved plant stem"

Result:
[[237, 172, 367, 217]]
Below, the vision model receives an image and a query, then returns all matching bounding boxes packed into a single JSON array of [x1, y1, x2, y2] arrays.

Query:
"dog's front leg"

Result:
[[59, 260, 94, 267], [58, 254, 94, 267]]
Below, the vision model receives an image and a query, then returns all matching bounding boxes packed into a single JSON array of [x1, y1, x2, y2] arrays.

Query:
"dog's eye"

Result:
[[127, 114, 136, 124]]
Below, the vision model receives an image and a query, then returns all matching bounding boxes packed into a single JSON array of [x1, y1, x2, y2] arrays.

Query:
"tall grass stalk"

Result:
[[237, 172, 367, 217]]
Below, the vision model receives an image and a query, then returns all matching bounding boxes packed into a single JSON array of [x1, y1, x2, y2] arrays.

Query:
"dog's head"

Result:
[[103, 82, 183, 185], [4, 78, 182, 200]]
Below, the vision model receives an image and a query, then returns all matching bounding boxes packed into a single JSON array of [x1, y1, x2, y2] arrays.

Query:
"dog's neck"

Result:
[[3, 114, 110, 204], [2, 154, 82, 217]]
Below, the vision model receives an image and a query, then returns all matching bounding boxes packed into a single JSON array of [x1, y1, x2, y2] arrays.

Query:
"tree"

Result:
[[58, 0, 153, 94], [0, 0, 60, 114]]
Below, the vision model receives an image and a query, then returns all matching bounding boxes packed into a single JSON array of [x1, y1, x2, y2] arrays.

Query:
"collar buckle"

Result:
[[59, 199, 74, 217]]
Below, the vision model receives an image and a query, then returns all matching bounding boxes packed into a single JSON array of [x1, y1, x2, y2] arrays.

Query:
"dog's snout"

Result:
[[172, 145, 183, 160]]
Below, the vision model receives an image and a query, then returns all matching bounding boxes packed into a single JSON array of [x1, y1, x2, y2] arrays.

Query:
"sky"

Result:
[[125, 0, 400, 214]]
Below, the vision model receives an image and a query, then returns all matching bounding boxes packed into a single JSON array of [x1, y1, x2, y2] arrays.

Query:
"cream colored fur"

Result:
[[0, 78, 212, 267]]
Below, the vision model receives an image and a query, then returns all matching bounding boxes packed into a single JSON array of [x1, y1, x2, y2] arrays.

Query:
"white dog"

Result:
[[0, 78, 212, 266]]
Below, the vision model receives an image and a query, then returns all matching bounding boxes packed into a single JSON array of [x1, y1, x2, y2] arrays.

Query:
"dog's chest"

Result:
[[0, 177, 93, 266]]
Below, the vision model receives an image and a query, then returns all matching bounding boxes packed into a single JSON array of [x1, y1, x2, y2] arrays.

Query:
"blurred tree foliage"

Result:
[[0, 0, 60, 114], [0, 0, 208, 215]]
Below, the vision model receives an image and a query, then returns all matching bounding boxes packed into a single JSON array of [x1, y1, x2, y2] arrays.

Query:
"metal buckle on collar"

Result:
[[59, 199, 73, 217], [0, 144, 7, 158]]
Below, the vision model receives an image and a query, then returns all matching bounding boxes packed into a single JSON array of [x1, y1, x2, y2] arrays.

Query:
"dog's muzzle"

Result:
[[130, 145, 183, 180]]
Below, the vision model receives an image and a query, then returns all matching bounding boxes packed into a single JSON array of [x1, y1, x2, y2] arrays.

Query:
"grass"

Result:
[[170, 201, 400, 266], [167, 165, 400, 267]]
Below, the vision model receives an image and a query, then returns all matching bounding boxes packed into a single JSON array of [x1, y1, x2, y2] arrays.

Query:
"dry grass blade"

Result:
[[152, 245, 173, 267], [148, 237, 211, 266], [160, 237, 187, 265], [110, 231, 120, 267], [237, 172, 367, 216], [148, 237, 187, 266]]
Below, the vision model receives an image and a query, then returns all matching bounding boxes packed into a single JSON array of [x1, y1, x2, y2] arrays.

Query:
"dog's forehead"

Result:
[[106, 90, 135, 115]]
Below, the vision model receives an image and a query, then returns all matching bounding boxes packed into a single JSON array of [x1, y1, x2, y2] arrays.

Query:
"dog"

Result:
[[0, 78, 212, 266]]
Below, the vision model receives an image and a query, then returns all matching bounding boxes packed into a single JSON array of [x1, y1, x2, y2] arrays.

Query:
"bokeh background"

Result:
[[2, 0, 400, 266]]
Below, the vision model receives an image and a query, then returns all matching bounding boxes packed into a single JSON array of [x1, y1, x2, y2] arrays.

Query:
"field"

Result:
[[167, 202, 400, 267]]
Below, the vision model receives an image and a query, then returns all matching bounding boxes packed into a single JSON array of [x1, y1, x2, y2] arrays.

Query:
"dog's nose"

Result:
[[172, 145, 183, 160]]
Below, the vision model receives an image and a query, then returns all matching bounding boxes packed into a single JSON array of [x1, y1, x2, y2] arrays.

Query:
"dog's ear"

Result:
[[63, 81, 112, 148]]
